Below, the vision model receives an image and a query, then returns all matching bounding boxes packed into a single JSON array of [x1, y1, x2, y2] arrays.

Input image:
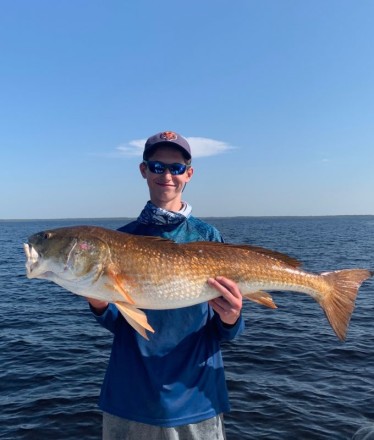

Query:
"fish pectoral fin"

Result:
[[107, 270, 135, 305], [114, 302, 155, 340], [243, 291, 278, 309]]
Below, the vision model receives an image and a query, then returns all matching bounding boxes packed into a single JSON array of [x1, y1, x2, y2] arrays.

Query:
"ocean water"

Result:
[[1, 216, 374, 440]]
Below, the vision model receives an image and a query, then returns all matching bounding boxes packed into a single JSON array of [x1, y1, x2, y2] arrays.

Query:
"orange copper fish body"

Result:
[[24, 225, 373, 340]]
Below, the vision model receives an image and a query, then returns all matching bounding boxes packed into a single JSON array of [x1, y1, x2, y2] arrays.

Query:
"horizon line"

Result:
[[2, 214, 374, 222]]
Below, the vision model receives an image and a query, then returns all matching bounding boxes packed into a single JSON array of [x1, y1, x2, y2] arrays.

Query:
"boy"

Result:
[[89, 131, 244, 439]]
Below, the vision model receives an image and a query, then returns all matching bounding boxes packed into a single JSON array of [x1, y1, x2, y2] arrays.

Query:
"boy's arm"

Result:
[[87, 298, 120, 334]]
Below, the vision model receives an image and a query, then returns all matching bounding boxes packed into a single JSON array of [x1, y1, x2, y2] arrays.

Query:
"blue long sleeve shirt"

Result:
[[92, 215, 244, 427]]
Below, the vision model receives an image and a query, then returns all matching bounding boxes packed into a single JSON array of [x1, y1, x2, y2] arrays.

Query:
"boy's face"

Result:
[[139, 146, 193, 211]]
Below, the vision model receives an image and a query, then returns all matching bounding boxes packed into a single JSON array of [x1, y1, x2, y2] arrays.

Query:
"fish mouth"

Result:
[[23, 243, 43, 278], [23, 243, 63, 280]]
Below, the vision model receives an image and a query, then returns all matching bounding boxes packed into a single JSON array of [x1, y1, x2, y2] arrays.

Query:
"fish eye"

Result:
[[43, 232, 52, 240]]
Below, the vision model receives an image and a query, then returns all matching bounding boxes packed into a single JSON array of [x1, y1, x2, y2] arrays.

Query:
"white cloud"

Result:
[[116, 139, 145, 157], [187, 137, 235, 158], [116, 137, 236, 158]]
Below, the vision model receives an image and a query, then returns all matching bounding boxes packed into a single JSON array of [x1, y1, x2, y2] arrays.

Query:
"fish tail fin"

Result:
[[319, 269, 373, 341]]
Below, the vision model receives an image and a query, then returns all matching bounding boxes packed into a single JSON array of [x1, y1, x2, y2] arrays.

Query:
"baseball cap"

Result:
[[143, 131, 192, 160]]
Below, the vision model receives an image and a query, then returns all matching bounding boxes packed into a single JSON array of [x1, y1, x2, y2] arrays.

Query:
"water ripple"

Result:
[[1, 217, 374, 439]]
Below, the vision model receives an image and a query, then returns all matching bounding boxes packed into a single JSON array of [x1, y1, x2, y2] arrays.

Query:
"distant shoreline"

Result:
[[1, 214, 374, 222]]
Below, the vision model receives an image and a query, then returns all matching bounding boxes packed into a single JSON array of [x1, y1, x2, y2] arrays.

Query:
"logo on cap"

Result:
[[160, 131, 178, 141]]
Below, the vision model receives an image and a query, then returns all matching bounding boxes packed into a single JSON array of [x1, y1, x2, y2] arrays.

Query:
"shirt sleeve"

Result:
[[90, 303, 120, 334], [210, 309, 245, 341]]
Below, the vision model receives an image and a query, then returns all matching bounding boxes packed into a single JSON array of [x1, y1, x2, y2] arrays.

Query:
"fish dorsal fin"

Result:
[[128, 234, 175, 244], [183, 241, 301, 268], [115, 302, 155, 340], [127, 234, 301, 268], [240, 244, 301, 268]]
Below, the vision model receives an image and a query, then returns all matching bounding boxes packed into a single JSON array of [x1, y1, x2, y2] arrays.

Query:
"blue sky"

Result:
[[1, 0, 373, 219]]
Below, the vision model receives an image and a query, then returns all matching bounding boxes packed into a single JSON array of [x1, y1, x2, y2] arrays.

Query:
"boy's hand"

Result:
[[208, 276, 243, 325], [87, 298, 109, 314]]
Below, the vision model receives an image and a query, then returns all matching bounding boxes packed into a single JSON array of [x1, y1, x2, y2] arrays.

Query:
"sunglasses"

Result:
[[143, 160, 190, 175]]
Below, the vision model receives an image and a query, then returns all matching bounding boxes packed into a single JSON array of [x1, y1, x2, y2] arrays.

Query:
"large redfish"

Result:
[[23, 225, 373, 340]]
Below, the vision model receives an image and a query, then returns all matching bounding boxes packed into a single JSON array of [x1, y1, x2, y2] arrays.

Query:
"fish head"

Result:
[[24, 226, 111, 283]]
